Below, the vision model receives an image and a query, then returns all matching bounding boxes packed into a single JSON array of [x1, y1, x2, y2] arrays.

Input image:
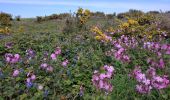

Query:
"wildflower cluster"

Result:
[[131, 66, 169, 94], [50, 47, 61, 60], [92, 16, 170, 96], [105, 35, 137, 63], [26, 49, 36, 59], [40, 63, 53, 72], [26, 72, 36, 88], [5, 53, 20, 63], [143, 42, 170, 55], [2, 45, 72, 98], [92, 65, 115, 93]]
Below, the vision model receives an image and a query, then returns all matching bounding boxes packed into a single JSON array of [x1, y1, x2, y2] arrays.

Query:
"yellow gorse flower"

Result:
[[0, 27, 11, 34], [76, 8, 91, 25], [106, 27, 115, 33], [91, 26, 111, 42], [122, 22, 129, 28], [128, 19, 138, 25]]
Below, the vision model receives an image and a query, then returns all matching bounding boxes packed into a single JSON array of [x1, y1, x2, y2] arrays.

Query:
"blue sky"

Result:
[[0, 0, 170, 18]]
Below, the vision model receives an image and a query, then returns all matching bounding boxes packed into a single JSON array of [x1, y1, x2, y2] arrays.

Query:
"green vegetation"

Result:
[[0, 9, 170, 99]]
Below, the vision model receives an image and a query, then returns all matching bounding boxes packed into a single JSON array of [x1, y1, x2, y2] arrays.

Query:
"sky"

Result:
[[0, 0, 170, 18]]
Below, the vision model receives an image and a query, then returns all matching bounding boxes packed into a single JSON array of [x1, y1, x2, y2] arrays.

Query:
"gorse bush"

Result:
[[36, 13, 70, 23], [15, 16, 21, 21], [36, 16, 43, 23], [91, 11, 106, 18], [0, 27, 11, 34], [76, 8, 91, 26], [117, 9, 144, 19], [0, 12, 12, 27]]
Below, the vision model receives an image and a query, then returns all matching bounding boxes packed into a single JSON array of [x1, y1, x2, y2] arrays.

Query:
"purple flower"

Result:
[[40, 63, 48, 69], [27, 78, 31, 83], [44, 90, 49, 97], [50, 53, 56, 60], [55, 47, 61, 55], [146, 67, 156, 77], [166, 50, 170, 54], [61, 59, 69, 67], [26, 82, 33, 88], [12, 69, 20, 77], [161, 44, 168, 50], [99, 80, 104, 88], [26, 49, 36, 59], [122, 55, 130, 62], [79, 85, 84, 96], [92, 74, 99, 81], [5, 42, 13, 49], [31, 75, 36, 80], [92, 65, 115, 93], [143, 79, 151, 85], [104, 65, 115, 73], [136, 84, 152, 94], [46, 66, 53, 72], [136, 73, 146, 82], [151, 75, 169, 89], [154, 43, 160, 49], [159, 58, 165, 69], [5, 53, 20, 63], [99, 73, 106, 80]]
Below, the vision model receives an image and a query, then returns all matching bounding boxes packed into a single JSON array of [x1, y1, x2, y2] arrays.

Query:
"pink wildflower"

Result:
[[12, 69, 19, 77], [51, 53, 56, 60]]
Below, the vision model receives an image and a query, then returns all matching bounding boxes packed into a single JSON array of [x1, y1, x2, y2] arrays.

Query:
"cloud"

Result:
[[0, 0, 169, 10]]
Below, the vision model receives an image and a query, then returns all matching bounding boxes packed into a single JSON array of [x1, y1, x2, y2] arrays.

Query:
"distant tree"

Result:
[[15, 15, 21, 21], [117, 13, 126, 19], [36, 16, 43, 23], [147, 11, 160, 14], [91, 11, 105, 18], [117, 9, 144, 19], [106, 13, 116, 19], [165, 11, 170, 13]]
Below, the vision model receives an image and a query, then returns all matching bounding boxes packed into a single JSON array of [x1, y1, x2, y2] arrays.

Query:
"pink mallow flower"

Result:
[[151, 75, 169, 89], [26, 78, 31, 83], [5, 53, 20, 63], [55, 47, 61, 55], [104, 65, 115, 73], [92, 65, 115, 93], [12, 69, 20, 77], [61, 59, 69, 67], [136, 84, 152, 94], [40, 63, 48, 69], [46, 66, 53, 72], [31, 75, 36, 80], [159, 58, 165, 69], [146, 67, 156, 77], [50, 53, 57, 60]]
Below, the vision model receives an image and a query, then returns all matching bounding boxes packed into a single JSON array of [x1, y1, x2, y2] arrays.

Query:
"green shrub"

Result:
[[15, 16, 21, 21], [36, 16, 43, 23]]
